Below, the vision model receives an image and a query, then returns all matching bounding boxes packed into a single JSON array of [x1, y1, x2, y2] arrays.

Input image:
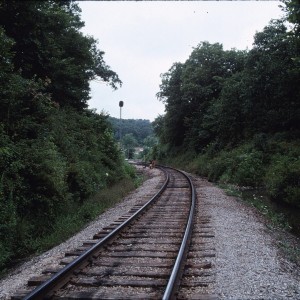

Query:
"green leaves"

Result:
[[0, 0, 121, 110], [0, 0, 126, 271], [157, 18, 299, 151], [157, 42, 246, 150], [156, 12, 300, 210], [266, 154, 300, 208]]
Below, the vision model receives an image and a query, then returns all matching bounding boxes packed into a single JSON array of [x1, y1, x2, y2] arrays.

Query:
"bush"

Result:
[[189, 153, 210, 177], [265, 154, 300, 208], [123, 162, 136, 179], [207, 151, 232, 182], [201, 145, 265, 186], [229, 150, 265, 186], [0, 108, 130, 273]]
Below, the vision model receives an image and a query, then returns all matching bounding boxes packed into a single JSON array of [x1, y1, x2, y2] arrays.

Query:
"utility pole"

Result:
[[119, 101, 124, 150]]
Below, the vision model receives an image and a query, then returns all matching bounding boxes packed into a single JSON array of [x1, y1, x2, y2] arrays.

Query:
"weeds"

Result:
[[39, 178, 136, 251], [278, 240, 300, 266], [220, 184, 292, 231], [218, 183, 242, 198], [0, 176, 139, 277]]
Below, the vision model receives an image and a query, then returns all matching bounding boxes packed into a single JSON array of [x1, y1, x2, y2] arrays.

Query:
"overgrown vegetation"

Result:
[[0, 1, 134, 272], [154, 1, 300, 210]]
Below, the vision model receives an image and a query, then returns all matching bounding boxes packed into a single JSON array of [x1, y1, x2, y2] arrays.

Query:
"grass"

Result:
[[278, 240, 300, 266], [218, 183, 242, 198], [36, 177, 138, 251], [1, 175, 142, 278]]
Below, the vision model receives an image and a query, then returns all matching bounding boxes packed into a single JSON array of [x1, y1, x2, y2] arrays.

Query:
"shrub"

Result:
[[230, 150, 265, 186], [192, 144, 264, 187], [265, 154, 300, 208], [207, 151, 232, 182]]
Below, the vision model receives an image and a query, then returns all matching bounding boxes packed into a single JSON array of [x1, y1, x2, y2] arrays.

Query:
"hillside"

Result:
[[108, 117, 153, 145]]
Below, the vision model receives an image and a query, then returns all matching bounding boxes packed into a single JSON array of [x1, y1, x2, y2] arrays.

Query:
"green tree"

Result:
[[282, 0, 300, 33], [0, 0, 121, 110], [244, 19, 300, 135], [202, 71, 248, 147], [0, 0, 126, 271], [157, 42, 246, 151], [157, 62, 186, 147], [155, 15, 300, 209], [108, 117, 153, 144], [122, 133, 138, 159]]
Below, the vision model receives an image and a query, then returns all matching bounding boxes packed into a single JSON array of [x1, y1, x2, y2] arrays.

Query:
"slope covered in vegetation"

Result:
[[154, 1, 300, 209], [0, 1, 133, 272]]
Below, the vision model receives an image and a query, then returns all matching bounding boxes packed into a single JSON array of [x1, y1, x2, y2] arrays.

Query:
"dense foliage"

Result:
[[108, 117, 155, 159], [155, 5, 300, 208], [0, 0, 130, 271], [108, 117, 153, 144]]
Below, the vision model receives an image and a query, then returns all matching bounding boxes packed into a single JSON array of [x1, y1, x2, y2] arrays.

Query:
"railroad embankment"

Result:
[[0, 166, 299, 299]]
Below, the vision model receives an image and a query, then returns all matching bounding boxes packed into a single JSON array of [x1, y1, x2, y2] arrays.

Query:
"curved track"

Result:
[[13, 166, 200, 300]]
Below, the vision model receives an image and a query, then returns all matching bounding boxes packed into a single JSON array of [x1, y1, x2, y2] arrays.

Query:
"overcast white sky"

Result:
[[78, 1, 283, 121]]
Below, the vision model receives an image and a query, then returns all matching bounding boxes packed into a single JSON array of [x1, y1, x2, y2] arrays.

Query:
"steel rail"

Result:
[[23, 167, 169, 300], [162, 168, 196, 300]]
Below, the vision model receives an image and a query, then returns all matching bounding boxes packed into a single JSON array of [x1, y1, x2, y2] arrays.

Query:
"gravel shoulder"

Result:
[[196, 176, 300, 299], [1, 168, 299, 299]]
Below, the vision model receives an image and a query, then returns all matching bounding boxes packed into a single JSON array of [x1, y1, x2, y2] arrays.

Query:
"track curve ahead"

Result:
[[14, 166, 197, 300]]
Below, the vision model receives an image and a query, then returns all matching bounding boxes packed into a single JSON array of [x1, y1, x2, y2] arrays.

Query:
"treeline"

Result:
[[154, 2, 300, 208], [108, 117, 153, 145], [0, 1, 131, 271], [108, 117, 157, 159]]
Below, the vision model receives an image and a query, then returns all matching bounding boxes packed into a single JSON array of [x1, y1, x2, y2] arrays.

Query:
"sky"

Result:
[[78, 1, 284, 121]]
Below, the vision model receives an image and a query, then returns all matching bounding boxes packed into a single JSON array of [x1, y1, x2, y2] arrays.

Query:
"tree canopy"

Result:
[[108, 117, 153, 145], [155, 5, 300, 209], [0, 0, 121, 111], [0, 0, 127, 272]]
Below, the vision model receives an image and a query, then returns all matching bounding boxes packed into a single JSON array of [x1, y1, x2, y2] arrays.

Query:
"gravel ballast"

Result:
[[1, 167, 299, 299], [195, 177, 300, 299]]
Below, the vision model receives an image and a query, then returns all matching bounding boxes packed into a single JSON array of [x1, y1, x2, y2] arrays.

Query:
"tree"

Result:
[[0, 0, 121, 110], [108, 118, 153, 144], [282, 0, 300, 34], [154, 9, 300, 210], [243, 19, 300, 135], [122, 133, 138, 159], [157, 42, 246, 151], [0, 0, 126, 270], [202, 71, 248, 147], [157, 63, 187, 147]]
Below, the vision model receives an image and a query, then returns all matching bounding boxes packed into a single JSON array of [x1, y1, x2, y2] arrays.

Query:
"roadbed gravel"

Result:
[[194, 176, 300, 299], [1, 166, 299, 299]]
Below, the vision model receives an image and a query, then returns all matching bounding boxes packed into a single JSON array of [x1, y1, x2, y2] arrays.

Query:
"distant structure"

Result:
[[119, 100, 124, 145]]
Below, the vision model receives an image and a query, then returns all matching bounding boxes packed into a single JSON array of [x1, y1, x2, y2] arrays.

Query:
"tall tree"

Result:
[[181, 43, 245, 150], [157, 42, 246, 151], [0, 1, 126, 270], [244, 19, 300, 135], [0, 0, 121, 110], [157, 62, 186, 147]]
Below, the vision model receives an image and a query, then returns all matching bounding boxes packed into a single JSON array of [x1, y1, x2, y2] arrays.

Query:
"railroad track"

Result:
[[13, 166, 215, 300]]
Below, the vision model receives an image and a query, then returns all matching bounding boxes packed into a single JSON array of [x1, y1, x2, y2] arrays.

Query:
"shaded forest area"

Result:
[[154, 1, 300, 210], [0, 1, 134, 272]]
